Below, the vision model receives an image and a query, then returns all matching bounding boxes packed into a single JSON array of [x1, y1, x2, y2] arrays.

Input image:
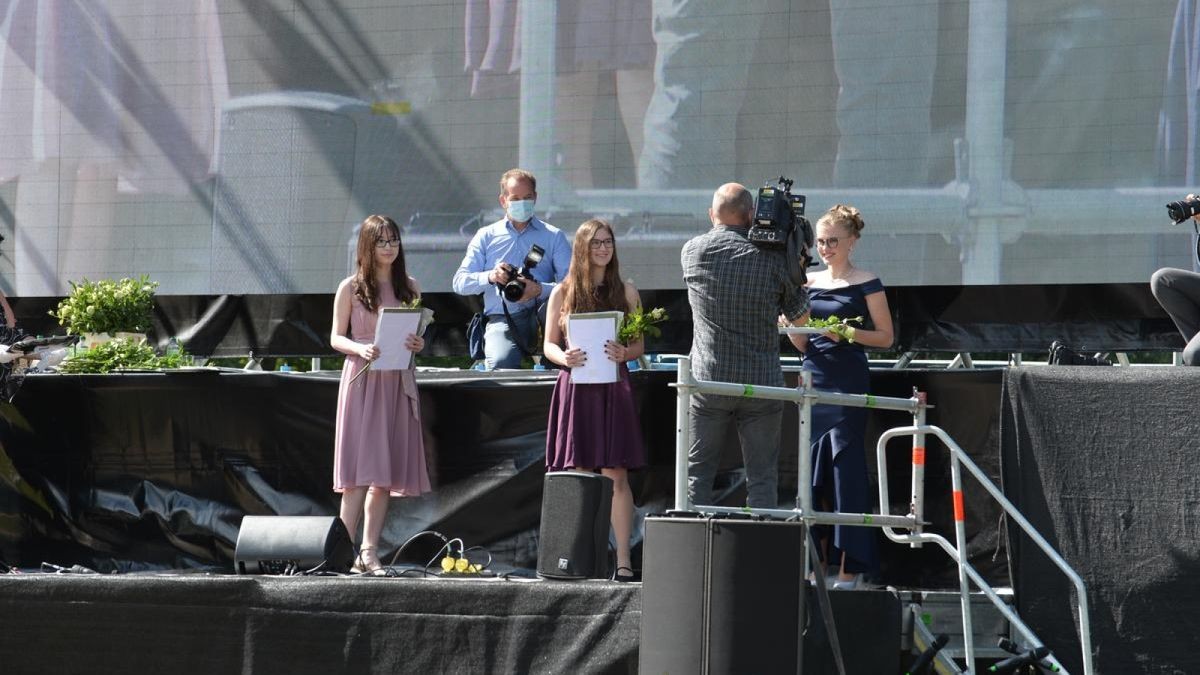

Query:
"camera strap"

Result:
[[501, 298, 540, 358]]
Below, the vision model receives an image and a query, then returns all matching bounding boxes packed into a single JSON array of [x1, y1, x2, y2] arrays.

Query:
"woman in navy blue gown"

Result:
[[795, 204, 894, 590]]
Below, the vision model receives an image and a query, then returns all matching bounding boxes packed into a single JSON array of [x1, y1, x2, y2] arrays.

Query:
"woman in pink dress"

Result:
[[331, 215, 431, 574]]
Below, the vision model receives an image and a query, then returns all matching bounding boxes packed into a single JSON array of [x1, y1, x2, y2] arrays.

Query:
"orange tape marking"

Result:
[[953, 490, 965, 522], [912, 446, 926, 466]]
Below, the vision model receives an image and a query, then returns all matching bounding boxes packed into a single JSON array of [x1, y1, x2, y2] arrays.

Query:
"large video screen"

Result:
[[0, 0, 1193, 295]]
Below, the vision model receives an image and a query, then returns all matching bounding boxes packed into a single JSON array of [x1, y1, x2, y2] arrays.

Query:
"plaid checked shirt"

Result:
[[681, 225, 809, 386]]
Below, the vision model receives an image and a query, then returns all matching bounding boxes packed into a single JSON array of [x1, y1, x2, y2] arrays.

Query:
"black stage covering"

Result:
[[4, 282, 1181, 356], [0, 367, 1010, 673], [0, 368, 1007, 590], [1001, 367, 1200, 674], [0, 574, 640, 674]]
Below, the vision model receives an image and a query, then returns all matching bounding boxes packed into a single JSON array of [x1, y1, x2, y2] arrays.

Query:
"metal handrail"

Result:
[[877, 424, 1093, 675], [671, 357, 1093, 674]]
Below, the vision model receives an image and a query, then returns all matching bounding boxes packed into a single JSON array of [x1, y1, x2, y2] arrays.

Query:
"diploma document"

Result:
[[372, 307, 423, 370], [566, 311, 623, 384]]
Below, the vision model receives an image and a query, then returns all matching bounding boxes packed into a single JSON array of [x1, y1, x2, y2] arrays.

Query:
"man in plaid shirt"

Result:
[[682, 183, 809, 509]]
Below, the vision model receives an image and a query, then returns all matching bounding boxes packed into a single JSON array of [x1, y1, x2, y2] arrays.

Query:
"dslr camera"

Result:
[[498, 244, 545, 302], [1166, 196, 1200, 224], [749, 176, 815, 285]]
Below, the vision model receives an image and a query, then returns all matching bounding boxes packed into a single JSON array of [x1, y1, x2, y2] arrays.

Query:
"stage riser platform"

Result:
[[0, 368, 1006, 591]]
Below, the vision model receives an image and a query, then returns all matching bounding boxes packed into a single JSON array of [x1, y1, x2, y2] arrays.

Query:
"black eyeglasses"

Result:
[[816, 237, 840, 249], [375, 238, 401, 249], [589, 238, 615, 250]]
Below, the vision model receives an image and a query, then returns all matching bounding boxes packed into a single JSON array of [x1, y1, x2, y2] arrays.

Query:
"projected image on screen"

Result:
[[0, 0, 1190, 295]]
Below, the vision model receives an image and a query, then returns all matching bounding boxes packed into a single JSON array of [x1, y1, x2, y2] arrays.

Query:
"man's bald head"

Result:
[[710, 183, 754, 228]]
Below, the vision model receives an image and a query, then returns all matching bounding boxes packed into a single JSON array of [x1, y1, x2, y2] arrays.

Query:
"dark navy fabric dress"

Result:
[[803, 277, 883, 574]]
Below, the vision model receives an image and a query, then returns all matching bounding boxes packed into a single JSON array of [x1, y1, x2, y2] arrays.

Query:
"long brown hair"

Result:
[[559, 219, 628, 329], [353, 214, 416, 312]]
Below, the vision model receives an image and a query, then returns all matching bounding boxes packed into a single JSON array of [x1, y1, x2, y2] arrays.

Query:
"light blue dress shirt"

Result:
[[452, 216, 572, 315]]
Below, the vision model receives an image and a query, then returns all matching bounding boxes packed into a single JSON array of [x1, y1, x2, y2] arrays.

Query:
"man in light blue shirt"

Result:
[[453, 168, 572, 369]]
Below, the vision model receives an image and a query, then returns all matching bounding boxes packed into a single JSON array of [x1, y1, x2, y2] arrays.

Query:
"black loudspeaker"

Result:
[[639, 516, 901, 675], [234, 516, 355, 574], [537, 471, 613, 579]]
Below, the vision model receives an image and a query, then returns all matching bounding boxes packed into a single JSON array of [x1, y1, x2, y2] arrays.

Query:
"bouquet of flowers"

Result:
[[52, 275, 158, 336], [618, 306, 668, 345], [806, 315, 863, 343]]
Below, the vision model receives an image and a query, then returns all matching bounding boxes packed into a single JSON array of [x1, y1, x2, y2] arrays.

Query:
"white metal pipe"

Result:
[[674, 357, 692, 511], [796, 369, 813, 515], [674, 375, 920, 413], [949, 456, 977, 670], [518, 0, 557, 199], [693, 505, 917, 529], [911, 391, 927, 546], [887, 529, 1071, 675]]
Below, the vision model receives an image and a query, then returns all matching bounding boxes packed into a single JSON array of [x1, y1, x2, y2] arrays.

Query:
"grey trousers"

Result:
[[1152, 266, 1200, 365], [687, 392, 783, 510]]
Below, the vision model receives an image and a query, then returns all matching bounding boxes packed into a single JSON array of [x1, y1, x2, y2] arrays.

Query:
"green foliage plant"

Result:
[[58, 336, 192, 374], [51, 275, 158, 336], [618, 306, 668, 345]]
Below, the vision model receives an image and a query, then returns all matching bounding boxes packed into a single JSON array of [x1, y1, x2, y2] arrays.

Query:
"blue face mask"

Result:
[[506, 199, 535, 224]]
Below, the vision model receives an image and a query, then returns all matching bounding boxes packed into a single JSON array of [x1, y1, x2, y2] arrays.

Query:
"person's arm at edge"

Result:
[[542, 285, 571, 367], [538, 229, 572, 302], [330, 278, 374, 360], [0, 290, 15, 328], [781, 266, 811, 353], [849, 287, 894, 349], [451, 229, 492, 296]]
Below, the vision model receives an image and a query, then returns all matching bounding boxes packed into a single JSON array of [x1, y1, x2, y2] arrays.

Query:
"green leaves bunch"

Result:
[[805, 315, 864, 342], [804, 314, 863, 330], [58, 337, 191, 373], [52, 275, 158, 335], [618, 306, 668, 346]]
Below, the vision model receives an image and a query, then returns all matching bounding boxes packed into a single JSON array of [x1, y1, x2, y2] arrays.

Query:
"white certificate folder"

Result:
[[372, 307, 425, 371], [567, 311, 623, 384]]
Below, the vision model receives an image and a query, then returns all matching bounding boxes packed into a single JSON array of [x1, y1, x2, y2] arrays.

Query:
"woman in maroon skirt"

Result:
[[543, 218, 646, 581]]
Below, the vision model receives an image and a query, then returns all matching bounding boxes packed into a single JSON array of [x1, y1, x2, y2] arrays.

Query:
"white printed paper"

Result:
[[372, 307, 423, 371], [566, 311, 623, 384]]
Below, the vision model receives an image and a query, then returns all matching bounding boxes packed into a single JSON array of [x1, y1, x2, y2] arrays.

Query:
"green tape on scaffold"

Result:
[[865, 394, 877, 407], [742, 384, 755, 397]]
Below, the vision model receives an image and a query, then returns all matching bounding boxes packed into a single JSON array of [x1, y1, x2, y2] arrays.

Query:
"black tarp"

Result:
[[0, 574, 640, 674], [5, 282, 1183, 356], [1000, 366, 1200, 674], [0, 368, 1006, 589]]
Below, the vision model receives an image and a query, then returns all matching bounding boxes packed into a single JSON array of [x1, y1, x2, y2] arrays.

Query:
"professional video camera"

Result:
[[749, 176, 815, 286], [1166, 196, 1200, 224], [498, 244, 545, 302]]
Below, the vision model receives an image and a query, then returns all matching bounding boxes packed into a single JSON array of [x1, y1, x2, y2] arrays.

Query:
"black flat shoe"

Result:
[[614, 566, 640, 582]]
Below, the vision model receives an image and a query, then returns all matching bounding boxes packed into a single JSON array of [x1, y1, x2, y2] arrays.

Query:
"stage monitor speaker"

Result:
[[537, 471, 613, 580], [234, 515, 354, 575], [639, 515, 900, 675]]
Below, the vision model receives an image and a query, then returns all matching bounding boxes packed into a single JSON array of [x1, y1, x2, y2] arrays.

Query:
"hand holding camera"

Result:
[[495, 244, 546, 302], [1165, 193, 1200, 224]]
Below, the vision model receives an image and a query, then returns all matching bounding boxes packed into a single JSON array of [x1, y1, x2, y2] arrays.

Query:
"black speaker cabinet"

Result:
[[537, 471, 613, 580], [639, 515, 900, 675], [234, 515, 354, 574]]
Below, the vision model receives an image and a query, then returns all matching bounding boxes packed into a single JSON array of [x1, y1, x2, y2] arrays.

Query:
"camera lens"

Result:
[[502, 279, 525, 302], [1166, 199, 1200, 224]]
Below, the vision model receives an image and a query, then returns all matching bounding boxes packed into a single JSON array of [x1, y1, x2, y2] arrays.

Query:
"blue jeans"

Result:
[[483, 309, 539, 369], [687, 392, 783, 510]]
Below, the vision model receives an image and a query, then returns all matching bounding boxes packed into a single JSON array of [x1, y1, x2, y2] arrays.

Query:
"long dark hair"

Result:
[[559, 219, 628, 330], [353, 215, 416, 312]]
